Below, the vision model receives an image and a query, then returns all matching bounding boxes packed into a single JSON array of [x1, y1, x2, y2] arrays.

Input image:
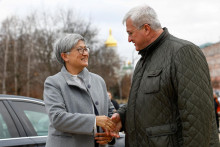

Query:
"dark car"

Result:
[[0, 94, 125, 147], [0, 94, 48, 147]]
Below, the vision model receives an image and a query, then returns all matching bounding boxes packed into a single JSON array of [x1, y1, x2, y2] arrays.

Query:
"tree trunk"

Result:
[[14, 39, 18, 95], [2, 34, 9, 94], [26, 41, 33, 97]]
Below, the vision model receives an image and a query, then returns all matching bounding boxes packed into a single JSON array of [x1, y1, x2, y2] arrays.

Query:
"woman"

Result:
[[44, 34, 115, 147]]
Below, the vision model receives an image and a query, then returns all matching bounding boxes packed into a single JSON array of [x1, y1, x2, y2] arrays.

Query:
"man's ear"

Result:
[[143, 24, 151, 35], [61, 53, 69, 62], [144, 24, 151, 30]]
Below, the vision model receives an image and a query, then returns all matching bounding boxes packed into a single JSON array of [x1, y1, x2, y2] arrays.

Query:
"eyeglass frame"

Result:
[[65, 47, 90, 55]]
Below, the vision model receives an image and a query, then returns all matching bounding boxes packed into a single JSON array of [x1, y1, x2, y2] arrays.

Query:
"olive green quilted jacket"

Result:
[[118, 28, 219, 147]]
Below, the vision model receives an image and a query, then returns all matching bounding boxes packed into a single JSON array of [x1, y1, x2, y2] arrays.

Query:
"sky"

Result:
[[0, 0, 220, 64]]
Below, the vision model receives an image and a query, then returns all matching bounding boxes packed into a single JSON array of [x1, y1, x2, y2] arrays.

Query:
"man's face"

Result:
[[126, 18, 147, 51]]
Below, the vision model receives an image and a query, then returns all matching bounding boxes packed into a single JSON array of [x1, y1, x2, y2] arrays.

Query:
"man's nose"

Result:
[[128, 36, 132, 42]]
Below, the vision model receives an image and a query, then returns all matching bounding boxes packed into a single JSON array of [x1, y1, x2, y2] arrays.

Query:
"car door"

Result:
[[0, 100, 37, 147], [6, 98, 49, 147]]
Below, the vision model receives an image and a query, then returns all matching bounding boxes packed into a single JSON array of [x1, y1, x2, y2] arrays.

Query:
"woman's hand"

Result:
[[95, 132, 113, 145], [96, 115, 116, 132]]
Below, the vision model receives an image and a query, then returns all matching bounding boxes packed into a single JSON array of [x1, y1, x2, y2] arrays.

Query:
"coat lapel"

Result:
[[61, 66, 87, 91], [61, 66, 100, 115]]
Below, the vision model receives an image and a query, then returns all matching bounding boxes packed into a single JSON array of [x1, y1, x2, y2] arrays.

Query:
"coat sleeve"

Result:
[[44, 76, 96, 135], [173, 45, 219, 146], [117, 104, 127, 131]]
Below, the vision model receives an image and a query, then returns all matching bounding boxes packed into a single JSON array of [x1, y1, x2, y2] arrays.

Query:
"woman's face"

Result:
[[65, 40, 89, 71]]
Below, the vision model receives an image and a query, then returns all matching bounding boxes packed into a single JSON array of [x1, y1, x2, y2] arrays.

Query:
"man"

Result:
[[112, 5, 219, 146]]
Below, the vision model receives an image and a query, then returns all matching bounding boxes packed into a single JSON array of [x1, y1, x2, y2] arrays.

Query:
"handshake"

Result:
[[95, 113, 122, 145]]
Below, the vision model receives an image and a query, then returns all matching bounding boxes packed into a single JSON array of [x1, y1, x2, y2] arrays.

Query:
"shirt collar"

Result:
[[138, 27, 169, 58]]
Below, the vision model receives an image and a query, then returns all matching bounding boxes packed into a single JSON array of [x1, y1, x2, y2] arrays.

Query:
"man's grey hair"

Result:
[[54, 33, 84, 64], [122, 5, 162, 30]]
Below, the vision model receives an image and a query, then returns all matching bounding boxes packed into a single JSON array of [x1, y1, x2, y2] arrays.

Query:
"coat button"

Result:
[[88, 84, 91, 88], [95, 101, 99, 105]]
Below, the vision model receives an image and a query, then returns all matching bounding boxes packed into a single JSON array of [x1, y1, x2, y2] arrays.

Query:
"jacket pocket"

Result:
[[146, 123, 177, 147], [140, 69, 162, 93]]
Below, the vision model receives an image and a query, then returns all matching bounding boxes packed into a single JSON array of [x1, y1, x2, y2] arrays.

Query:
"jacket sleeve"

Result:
[[117, 104, 127, 131], [44, 76, 96, 135], [173, 45, 219, 146]]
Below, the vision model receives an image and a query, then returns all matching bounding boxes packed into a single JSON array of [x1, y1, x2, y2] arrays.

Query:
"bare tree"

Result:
[[22, 15, 37, 96], [57, 9, 99, 48], [0, 8, 122, 99], [121, 74, 131, 99], [1, 18, 11, 94], [88, 46, 121, 91], [0, 16, 28, 96], [11, 16, 20, 95]]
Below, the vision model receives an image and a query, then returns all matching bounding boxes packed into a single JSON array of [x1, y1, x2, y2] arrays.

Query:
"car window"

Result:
[[10, 100, 49, 136], [0, 101, 19, 139], [24, 110, 49, 136], [0, 114, 10, 139]]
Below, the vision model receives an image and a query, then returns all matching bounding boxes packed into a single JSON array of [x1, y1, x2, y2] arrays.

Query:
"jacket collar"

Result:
[[61, 66, 90, 90], [139, 27, 169, 58]]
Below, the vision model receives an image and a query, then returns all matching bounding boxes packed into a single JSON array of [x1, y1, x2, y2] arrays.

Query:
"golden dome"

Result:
[[105, 29, 117, 47], [127, 61, 131, 65]]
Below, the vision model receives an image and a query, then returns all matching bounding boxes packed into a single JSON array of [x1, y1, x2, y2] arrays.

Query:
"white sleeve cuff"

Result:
[[94, 118, 97, 136]]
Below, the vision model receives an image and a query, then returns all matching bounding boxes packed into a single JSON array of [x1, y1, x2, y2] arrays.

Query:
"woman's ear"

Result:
[[61, 53, 69, 62]]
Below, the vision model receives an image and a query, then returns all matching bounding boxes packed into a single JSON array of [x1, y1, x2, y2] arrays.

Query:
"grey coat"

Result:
[[44, 66, 114, 147]]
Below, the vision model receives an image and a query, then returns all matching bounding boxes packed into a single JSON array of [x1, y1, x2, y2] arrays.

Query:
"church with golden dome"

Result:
[[105, 28, 117, 48], [105, 28, 133, 74]]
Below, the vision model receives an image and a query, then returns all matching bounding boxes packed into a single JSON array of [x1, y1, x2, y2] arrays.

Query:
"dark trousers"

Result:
[[95, 140, 99, 147], [94, 104, 99, 147]]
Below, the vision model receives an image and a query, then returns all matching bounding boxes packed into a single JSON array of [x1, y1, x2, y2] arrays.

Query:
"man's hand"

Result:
[[110, 113, 122, 138], [96, 115, 116, 133]]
